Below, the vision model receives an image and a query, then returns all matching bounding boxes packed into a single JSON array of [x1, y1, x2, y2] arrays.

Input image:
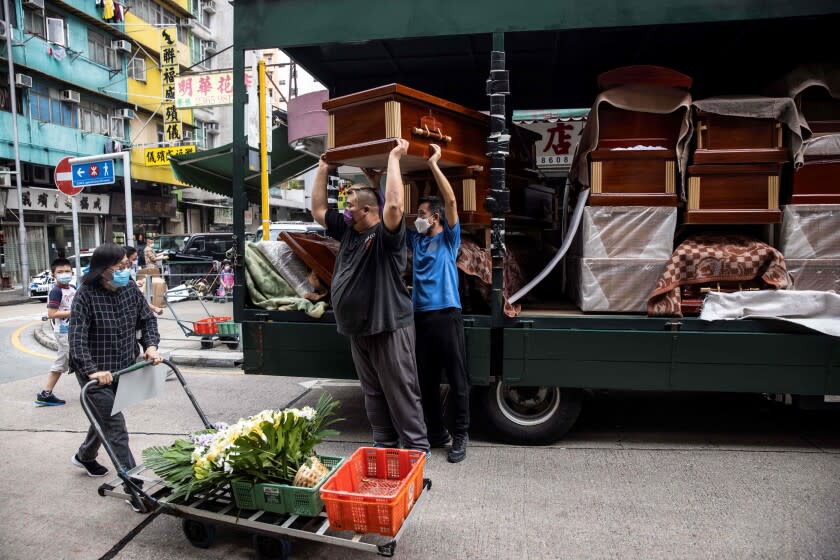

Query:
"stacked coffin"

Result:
[[568, 206, 676, 312], [779, 204, 840, 293], [322, 83, 549, 236], [685, 97, 808, 224], [570, 66, 694, 207]]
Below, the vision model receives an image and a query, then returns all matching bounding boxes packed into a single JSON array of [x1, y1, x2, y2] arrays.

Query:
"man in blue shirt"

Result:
[[407, 144, 469, 463]]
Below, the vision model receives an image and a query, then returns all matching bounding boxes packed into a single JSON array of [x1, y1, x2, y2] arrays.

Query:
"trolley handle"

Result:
[[80, 357, 213, 513]]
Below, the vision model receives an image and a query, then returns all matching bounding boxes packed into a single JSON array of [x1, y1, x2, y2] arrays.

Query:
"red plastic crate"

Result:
[[193, 316, 231, 335], [320, 447, 425, 537]]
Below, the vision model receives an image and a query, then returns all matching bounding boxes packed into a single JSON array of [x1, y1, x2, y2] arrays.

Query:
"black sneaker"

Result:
[[71, 454, 109, 477], [35, 391, 65, 407], [428, 431, 452, 449], [447, 434, 468, 463], [125, 493, 149, 514]]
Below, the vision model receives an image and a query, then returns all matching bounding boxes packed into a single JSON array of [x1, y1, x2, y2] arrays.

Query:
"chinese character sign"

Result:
[[3, 187, 110, 215], [174, 71, 254, 108], [143, 145, 197, 167], [523, 120, 586, 168], [160, 27, 182, 142]]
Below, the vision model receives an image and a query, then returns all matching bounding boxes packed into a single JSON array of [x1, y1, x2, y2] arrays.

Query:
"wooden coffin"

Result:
[[588, 148, 678, 206], [791, 157, 840, 204], [684, 163, 783, 224], [568, 257, 667, 313], [597, 104, 685, 149], [403, 167, 490, 227], [278, 232, 338, 288], [680, 282, 764, 316], [693, 111, 787, 164], [322, 83, 489, 173], [798, 87, 840, 136], [786, 259, 840, 292]]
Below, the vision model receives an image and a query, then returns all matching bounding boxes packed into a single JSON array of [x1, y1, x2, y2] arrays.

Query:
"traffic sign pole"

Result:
[[69, 152, 134, 248], [71, 198, 82, 282]]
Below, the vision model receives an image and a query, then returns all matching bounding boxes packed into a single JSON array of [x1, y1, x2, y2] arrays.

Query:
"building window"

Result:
[[29, 85, 79, 128], [24, 8, 45, 37], [88, 30, 116, 68], [0, 81, 25, 115], [194, 120, 207, 150], [191, 35, 203, 65], [45, 16, 66, 46], [157, 123, 165, 144], [128, 58, 147, 82], [200, 10, 211, 28], [0, 1, 18, 28], [80, 101, 111, 135]]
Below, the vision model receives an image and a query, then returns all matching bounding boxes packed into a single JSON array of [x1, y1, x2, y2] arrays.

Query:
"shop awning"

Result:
[[169, 124, 318, 203], [512, 108, 590, 124]]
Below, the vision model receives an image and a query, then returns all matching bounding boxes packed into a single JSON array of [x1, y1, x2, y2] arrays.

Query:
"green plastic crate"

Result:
[[217, 321, 238, 336], [231, 455, 344, 516]]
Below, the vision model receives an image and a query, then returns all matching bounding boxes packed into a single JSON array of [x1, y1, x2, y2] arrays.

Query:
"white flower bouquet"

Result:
[[142, 394, 341, 504]]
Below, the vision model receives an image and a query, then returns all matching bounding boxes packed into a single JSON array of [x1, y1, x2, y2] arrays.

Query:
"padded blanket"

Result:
[[244, 242, 327, 318], [648, 235, 791, 317]]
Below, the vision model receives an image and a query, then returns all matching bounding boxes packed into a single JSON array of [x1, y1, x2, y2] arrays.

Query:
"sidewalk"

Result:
[[0, 288, 29, 307], [34, 298, 242, 368]]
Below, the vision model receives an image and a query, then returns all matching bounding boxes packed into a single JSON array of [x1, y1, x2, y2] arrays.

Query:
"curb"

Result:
[[34, 322, 59, 351], [0, 294, 30, 307]]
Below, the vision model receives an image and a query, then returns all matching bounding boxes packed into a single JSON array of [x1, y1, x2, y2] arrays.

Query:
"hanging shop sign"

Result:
[[214, 207, 233, 224], [174, 71, 254, 108], [144, 145, 197, 167], [1, 187, 110, 215], [160, 27, 182, 142], [111, 192, 177, 218]]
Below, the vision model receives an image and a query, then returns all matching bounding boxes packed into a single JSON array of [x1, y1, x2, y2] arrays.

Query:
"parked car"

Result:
[[253, 221, 325, 241], [29, 252, 93, 300]]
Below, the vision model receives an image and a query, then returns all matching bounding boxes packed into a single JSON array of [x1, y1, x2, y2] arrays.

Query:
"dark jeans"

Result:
[[414, 308, 470, 439], [76, 372, 136, 472], [349, 325, 430, 452]]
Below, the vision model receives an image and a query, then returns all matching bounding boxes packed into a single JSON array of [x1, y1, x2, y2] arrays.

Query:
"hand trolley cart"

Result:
[[83, 359, 431, 559], [163, 287, 239, 349]]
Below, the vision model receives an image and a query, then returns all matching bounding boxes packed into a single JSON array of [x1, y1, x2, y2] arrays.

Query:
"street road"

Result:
[[0, 300, 838, 559]]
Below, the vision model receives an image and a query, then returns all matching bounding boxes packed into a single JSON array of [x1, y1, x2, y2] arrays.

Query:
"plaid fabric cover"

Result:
[[456, 239, 525, 317], [648, 235, 791, 317]]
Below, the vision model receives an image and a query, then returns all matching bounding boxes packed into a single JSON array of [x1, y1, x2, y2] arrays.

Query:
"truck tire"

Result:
[[481, 382, 583, 445]]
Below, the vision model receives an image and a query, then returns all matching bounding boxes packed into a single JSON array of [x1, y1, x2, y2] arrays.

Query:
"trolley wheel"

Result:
[[252, 534, 292, 560], [181, 519, 217, 549], [480, 382, 583, 445], [200, 337, 214, 350]]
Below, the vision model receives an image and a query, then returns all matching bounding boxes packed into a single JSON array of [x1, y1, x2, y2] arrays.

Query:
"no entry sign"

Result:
[[54, 156, 83, 196]]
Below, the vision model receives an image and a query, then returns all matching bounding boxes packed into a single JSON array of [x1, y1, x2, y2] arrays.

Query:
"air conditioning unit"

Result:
[[61, 90, 81, 104], [15, 73, 33, 88], [182, 130, 194, 140], [204, 40, 218, 53], [0, 21, 8, 40], [22, 0, 44, 10], [111, 40, 132, 53], [205, 122, 220, 133], [177, 18, 194, 29], [117, 108, 136, 119], [0, 166, 11, 188], [202, 0, 216, 14]]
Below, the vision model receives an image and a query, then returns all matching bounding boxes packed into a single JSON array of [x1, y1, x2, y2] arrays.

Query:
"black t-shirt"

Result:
[[326, 210, 413, 336]]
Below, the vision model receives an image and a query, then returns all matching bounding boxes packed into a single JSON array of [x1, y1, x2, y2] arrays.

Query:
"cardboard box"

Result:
[[151, 277, 167, 307]]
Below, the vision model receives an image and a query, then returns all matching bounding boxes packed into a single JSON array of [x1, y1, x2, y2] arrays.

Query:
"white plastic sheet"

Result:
[[567, 257, 667, 312], [779, 205, 840, 259], [575, 206, 677, 259], [787, 259, 840, 293], [256, 240, 312, 298]]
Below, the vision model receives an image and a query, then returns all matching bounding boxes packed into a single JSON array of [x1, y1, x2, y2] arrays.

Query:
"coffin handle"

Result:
[[411, 125, 453, 143]]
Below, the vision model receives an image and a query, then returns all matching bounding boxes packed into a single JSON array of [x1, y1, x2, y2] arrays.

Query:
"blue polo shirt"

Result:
[[407, 220, 461, 312]]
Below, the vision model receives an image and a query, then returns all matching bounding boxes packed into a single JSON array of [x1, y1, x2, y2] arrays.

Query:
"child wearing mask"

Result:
[[35, 257, 76, 406]]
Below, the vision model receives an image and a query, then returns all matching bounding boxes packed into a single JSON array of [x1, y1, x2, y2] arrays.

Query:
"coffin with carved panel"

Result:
[[322, 83, 490, 173]]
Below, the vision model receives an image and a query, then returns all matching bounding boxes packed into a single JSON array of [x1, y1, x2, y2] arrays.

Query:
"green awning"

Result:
[[513, 109, 590, 123], [169, 124, 318, 203]]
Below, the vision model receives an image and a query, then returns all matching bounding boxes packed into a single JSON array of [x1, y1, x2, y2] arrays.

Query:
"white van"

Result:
[[252, 221, 326, 241]]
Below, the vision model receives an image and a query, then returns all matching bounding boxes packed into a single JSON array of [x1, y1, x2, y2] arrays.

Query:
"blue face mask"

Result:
[[108, 269, 132, 288], [56, 273, 73, 285]]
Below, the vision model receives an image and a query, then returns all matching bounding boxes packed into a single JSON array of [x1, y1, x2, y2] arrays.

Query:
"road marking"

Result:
[[0, 314, 43, 324], [11, 321, 54, 361]]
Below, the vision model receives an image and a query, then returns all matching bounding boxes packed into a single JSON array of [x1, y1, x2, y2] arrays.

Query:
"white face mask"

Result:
[[414, 217, 431, 235]]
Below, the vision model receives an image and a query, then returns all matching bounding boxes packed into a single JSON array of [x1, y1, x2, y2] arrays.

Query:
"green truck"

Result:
[[229, 0, 840, 444]]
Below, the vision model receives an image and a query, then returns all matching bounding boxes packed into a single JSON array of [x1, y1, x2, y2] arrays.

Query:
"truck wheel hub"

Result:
[[496, 384, 561, 426]]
